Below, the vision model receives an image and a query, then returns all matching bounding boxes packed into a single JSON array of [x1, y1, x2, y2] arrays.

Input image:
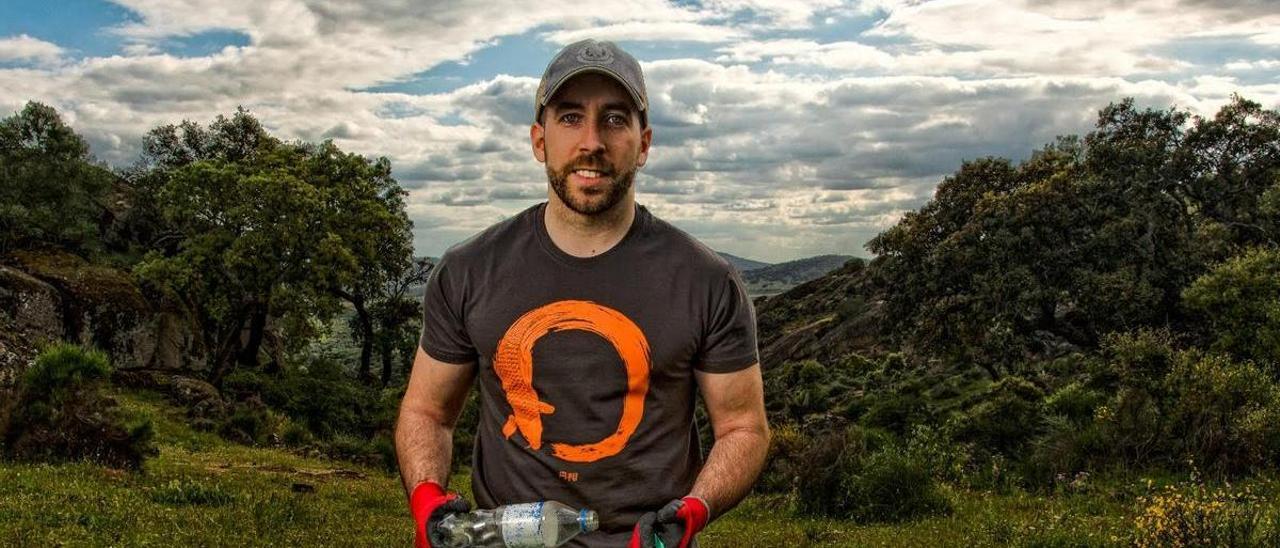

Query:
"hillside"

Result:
[[717, 252, 772, 272], [742, 254, 858, 296], [754, 256, 887, 368]]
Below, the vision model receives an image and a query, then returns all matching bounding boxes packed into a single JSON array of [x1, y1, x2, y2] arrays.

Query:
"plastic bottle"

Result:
[[433, 500, 599, 548]]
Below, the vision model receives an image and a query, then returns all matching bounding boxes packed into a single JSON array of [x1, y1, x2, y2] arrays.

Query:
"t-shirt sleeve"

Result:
[[696, 269, 760, 373], [418, 253, 479, 364]]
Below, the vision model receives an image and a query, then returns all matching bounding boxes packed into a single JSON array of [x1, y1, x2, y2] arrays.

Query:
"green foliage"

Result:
[[1182, 247, 1280, 366], [1162, 351, 1280, 474], [129, 108, 414, 382], [867, 97, 1280, 380], [792, 426, 951, 524], [0, 102, 113, 255], [952, 376, 1046, 457], [1045, 382, 1105, 425], [1133, 481, 1280, 547], [150, 478, 236, 506], [0, 343, 156, 469]]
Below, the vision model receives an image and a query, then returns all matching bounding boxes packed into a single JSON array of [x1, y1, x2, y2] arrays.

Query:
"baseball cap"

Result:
[[535, 39, 648, 127]]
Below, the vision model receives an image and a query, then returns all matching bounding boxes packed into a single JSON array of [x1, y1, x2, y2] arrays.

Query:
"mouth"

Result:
[[571, 168, 610, 184]]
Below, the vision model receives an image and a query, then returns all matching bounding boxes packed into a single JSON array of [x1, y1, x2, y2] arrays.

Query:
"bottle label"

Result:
[[501, 502, 545, 547]]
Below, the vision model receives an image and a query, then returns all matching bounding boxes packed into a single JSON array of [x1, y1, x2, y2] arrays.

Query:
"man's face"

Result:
[[531, 73, 652, 216]]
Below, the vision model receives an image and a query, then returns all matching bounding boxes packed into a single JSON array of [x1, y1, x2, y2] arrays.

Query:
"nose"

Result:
[[578, 115, 605, 155]]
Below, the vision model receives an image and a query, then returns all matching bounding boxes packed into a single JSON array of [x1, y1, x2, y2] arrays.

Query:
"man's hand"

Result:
[[409, 481, 471, 548], [627, 497, 710, 548]]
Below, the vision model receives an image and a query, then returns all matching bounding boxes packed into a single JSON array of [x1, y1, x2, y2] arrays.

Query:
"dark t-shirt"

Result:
[[418, 201, 758, 547]]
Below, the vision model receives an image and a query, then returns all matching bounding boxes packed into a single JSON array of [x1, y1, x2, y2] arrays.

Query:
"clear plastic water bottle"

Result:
[[433, 500, 599, 548]]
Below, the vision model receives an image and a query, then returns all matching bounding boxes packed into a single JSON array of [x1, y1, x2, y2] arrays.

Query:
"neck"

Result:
[[544, 193, 637, 258]]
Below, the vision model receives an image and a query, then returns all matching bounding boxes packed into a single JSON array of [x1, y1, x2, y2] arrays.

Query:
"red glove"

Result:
[[409, 481, 470, 548], [627, 497, 710, 548]]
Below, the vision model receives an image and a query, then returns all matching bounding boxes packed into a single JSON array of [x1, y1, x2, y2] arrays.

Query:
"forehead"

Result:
[[547, 72, 636, 110]]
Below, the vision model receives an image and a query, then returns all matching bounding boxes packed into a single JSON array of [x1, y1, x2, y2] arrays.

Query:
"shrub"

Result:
[[844, 444, 952, 523], [952, 376, 1045, 456], [756, 423, 808, 494], [1092, 328, 1178, 391], [1094, 385, 1164, 468], [1133, 482, 1279, 547], [1024, 414, 1107, 489], [793, 426, 950, 524], [860, 390, 930, 436], [1163, 351, 1280, 475], [0, 343, 156, 469], [1045, 381, 1105, 425], [1182, 247, 1280, 367]]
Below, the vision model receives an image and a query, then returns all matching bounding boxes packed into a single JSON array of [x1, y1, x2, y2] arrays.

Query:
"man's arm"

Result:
[[689, 363, 770, 520], [395, 346, 477, 496]]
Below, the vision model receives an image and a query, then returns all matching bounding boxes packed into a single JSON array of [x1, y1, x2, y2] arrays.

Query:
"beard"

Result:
[[546, 153, 637, 216]]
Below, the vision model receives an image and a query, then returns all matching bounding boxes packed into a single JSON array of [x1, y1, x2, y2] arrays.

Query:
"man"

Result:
[[395, 39, 769, 548]]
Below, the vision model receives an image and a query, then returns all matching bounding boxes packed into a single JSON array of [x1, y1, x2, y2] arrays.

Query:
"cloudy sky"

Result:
[[3, 1, 1278, 263]]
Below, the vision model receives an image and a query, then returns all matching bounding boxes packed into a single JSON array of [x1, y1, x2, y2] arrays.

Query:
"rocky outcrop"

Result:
[[755, 258, 890, 368], [0, 249, 208, 387], [0, 265, 63, 386]]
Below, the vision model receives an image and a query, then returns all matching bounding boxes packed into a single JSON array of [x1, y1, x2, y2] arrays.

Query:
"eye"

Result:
[[559, 113, 583, 125], [606, 113, 628, 127]]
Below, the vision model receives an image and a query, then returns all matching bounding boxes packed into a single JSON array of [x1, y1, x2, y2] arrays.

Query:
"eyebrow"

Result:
[[552, 100, 634, 115]]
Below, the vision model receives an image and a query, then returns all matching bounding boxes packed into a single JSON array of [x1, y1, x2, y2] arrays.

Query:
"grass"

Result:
[[2, 388, 1278, 546]]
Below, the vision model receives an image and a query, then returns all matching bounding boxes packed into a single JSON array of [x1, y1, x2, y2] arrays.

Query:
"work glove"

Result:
[[409, 481, 471, 548], [627, 496, 710, 548]]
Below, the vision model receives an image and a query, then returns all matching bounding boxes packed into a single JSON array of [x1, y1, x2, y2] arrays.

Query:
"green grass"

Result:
[[2, 388, 1277, 546]]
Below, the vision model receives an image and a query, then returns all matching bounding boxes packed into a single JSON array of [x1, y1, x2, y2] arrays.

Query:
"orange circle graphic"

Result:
[[493, 300, 650, 463]]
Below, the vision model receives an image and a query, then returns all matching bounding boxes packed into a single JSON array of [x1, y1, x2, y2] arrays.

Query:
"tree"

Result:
[[0, 102, 113, 255], [131, 109, 414, 384], [867, 97, 1280, 379]]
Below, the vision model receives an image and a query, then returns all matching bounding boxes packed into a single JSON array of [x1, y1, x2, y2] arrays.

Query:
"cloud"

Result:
[[3, 0, 1278, 262], [0, 34, 64, 65], [544, 22, 746, 44]]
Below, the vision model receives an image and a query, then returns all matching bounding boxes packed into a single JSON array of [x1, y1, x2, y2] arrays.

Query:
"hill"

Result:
[[717, 252, 772, 272], [742, 254, 858, 297]]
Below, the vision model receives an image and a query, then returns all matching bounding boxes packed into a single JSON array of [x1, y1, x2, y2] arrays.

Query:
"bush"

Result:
[[1094, 385, 1164, 468], [952, 376, 1045, 457], [1092, 329, 1178, 391], [756, 423, 808, 494], [0, 343, 156, 469], [1133, 482, 1280, 547], [793, 426, 950, 524], [1045, 381, 1105, 425], [1163, 351, 1280, 475], [1183, 247, 1280, 367]]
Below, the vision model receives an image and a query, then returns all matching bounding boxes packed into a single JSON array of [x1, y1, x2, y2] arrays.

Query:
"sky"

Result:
[[2, 1, 1278, 263]]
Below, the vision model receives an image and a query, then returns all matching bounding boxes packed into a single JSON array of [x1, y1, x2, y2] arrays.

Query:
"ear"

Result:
[[531, 122, 546, 163], [636, 125, 653, 167]]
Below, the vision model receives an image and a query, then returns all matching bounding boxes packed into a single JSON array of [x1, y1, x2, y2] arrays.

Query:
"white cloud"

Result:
[[0, 34, 64, 65], [544, 22, 746, 44], [2, 1, 1278, 262]]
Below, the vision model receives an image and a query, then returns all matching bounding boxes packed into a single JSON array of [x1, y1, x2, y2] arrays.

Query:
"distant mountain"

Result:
[[740, 254, 858, 297], [717, 252, 772, 272]]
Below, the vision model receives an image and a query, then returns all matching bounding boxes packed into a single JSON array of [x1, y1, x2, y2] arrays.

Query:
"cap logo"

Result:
[[576, 43, 614, 65]]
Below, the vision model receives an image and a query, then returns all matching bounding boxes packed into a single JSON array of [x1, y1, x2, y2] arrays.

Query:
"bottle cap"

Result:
[[579, 509, 599, 532]]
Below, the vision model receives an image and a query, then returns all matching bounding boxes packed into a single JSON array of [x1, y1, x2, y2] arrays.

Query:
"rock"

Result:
[[5, 249, 207, 373], [0, 265, 63, 387], [113, 370, 225, 421]]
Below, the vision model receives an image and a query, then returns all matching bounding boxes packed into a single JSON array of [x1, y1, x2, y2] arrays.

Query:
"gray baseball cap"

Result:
[[535, 39, 648, 127]]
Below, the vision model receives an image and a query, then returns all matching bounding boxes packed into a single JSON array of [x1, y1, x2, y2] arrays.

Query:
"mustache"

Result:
[[565, 153, 614, 174]]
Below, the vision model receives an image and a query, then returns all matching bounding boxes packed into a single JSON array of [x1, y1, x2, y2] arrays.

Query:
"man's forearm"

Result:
[[688, 424, 770, 520], [395, 407, 456, 496]]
